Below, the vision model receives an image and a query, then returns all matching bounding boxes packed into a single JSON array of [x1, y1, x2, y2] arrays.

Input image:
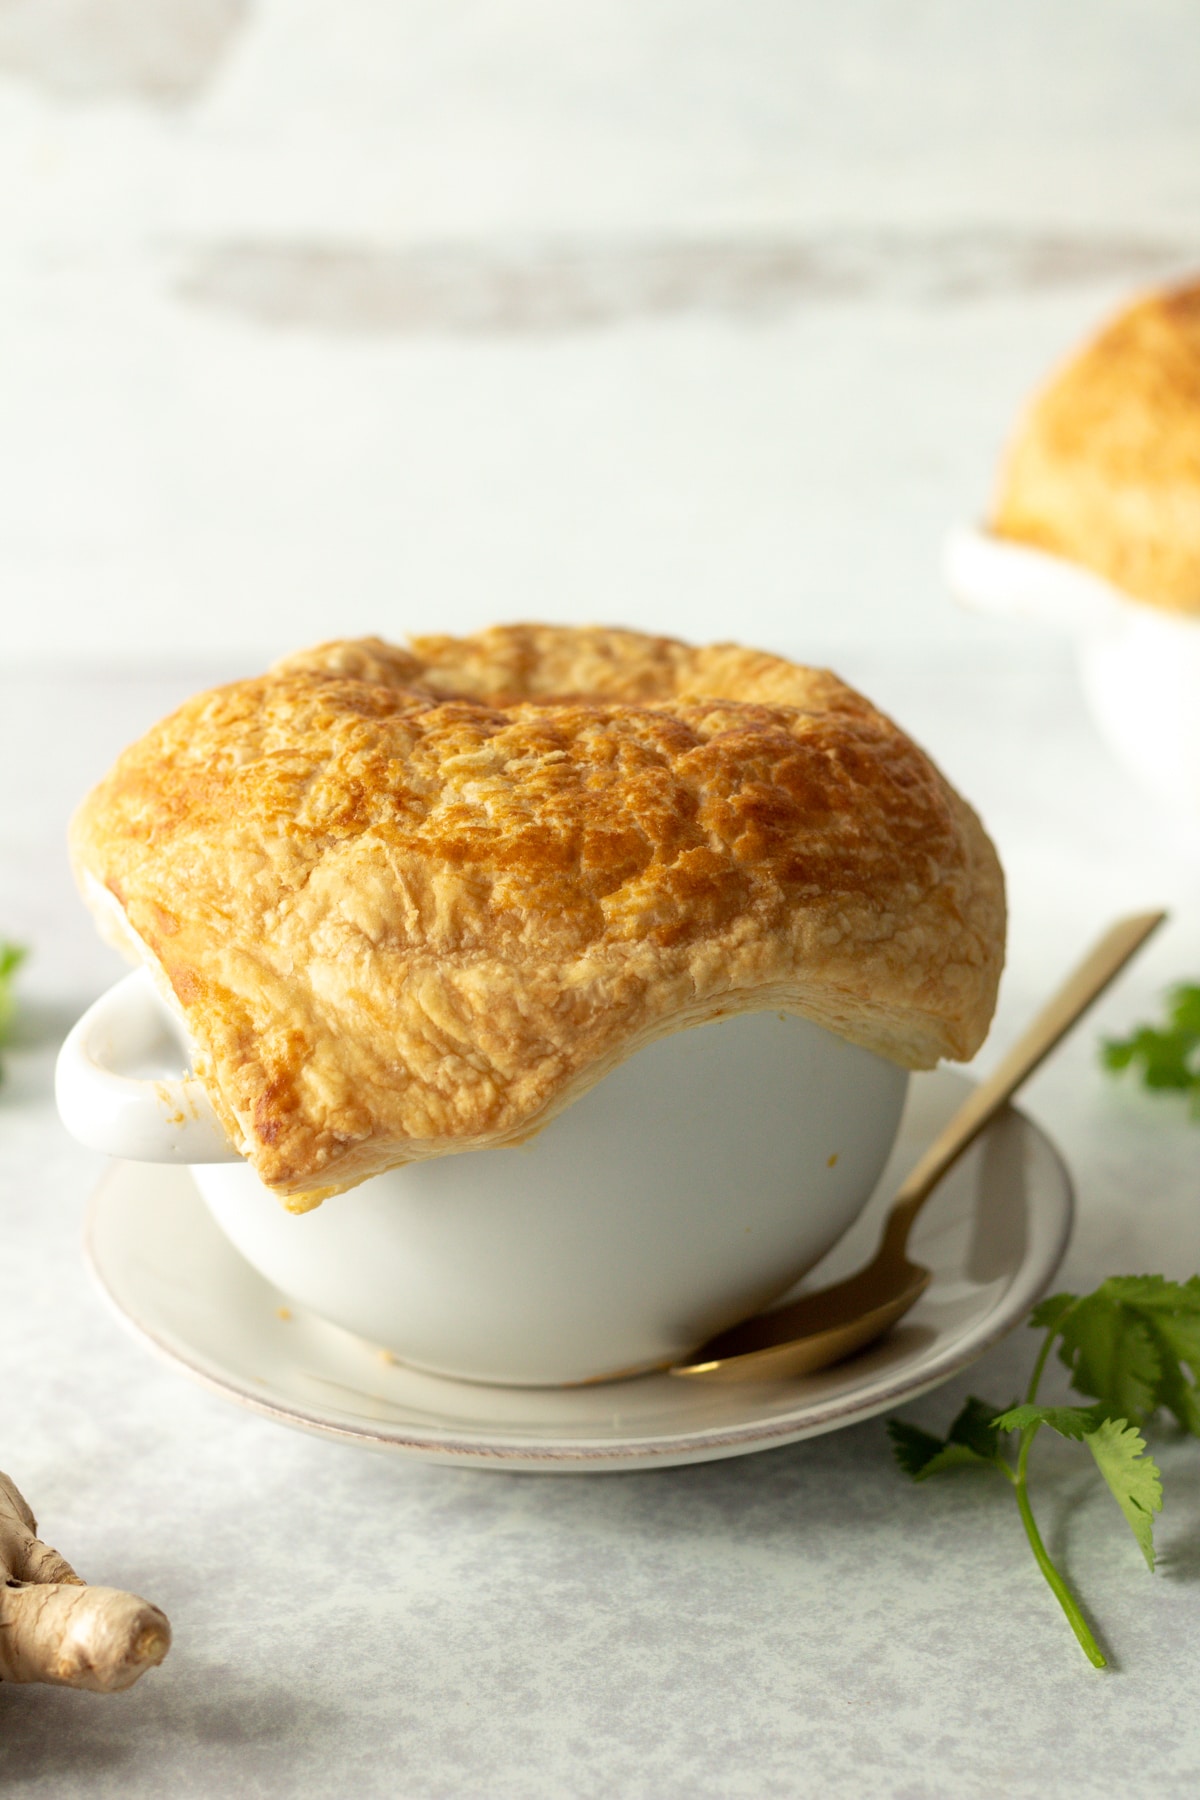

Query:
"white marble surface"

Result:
[[2, 0, 1200, 662], [1, 652, 1199, 1797]]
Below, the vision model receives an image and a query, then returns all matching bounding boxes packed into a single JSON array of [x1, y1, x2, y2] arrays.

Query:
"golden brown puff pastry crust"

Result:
[[993, 280, 1200, 615], [70, 626, 1005, 1209]]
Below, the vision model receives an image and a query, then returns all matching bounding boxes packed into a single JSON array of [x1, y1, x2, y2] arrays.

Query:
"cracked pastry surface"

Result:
[[993, 279, 1200, 615], [70, 626, 1005, 1209]]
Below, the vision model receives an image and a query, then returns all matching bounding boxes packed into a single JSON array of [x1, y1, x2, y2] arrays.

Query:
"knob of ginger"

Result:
[[0, 1470, 170, 1691]]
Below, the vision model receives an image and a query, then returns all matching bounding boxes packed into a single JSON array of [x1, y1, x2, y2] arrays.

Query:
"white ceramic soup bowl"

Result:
[[57, 968, 909, 1387], [946, 525, 1200, 828]]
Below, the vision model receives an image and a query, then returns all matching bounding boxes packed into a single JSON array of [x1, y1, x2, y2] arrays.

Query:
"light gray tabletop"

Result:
[[1, 652, 1198, 1799]]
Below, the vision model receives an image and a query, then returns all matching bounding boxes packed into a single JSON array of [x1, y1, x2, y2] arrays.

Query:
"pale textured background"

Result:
[[3, 9, 1200, 1797], [2, 0, 1199, 664]]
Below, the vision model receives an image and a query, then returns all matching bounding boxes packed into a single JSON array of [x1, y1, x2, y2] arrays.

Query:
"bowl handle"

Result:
[[55, 969, 242, 1164]]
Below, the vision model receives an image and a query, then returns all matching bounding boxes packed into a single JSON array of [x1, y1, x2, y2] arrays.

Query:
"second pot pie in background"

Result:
[[69, 625, 1005, 1209], [992, 278, 1200, 615]]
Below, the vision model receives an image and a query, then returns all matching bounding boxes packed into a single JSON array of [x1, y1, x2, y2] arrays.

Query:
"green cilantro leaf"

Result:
[[888, 1395, 1009, 1480], [944, 1393, 1008, 1461], [1055, 1277, 1200, 1431], [914, 1443, 999, 1479], [1102, 982, 1200, 1117], [0, 943, 25, 1061], [1141, 1317, 1200, 1436], [992, 1403, 1103, 1439], [1055, 1293, 1161, 1423], [1084, 1418, 1162, 1570], [886, 1418, 947, 1477], [1028, 1292, 1079, 1333], [1099, 1274, 1200, 1310]]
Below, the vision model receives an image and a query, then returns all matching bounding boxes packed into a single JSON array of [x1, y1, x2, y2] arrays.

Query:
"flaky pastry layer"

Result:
[[993, 280, 1200, 615], [71, 626, 1005, 1208]]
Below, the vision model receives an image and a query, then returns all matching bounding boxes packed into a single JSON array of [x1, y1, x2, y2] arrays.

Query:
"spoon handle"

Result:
[[882, 910, 1167, 1255]]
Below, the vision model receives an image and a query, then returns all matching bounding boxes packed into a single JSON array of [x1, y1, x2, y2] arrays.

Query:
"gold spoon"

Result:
[[669, 910, 1166, 1384]]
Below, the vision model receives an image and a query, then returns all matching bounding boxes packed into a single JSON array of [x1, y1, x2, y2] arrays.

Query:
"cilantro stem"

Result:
[[1010, 1425, 1107, 1669], [1024, 1335, 1056, 1407], [1024, 1302, 1075, 1407]]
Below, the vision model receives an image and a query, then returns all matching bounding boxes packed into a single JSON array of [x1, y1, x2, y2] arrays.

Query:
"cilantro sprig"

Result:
[[890, 1276, 1200, 1668], [0, 943, 25, 1073], [1102, 983, 1200, 1118]]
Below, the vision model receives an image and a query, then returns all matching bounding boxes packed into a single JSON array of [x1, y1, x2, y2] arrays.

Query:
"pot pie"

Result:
[[993, 278, 1200, 615], [70, 626, 1005, 1209]]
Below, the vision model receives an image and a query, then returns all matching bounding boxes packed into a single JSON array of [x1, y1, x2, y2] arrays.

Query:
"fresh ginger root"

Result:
[[0, 1471, 170, 1691]]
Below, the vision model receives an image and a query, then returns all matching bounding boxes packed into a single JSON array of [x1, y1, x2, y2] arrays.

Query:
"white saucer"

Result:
[[84, 1072, 1073, 1473]]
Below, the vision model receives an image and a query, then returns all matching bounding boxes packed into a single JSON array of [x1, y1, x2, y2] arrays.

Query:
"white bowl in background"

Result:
[[945, 524, 1200, 825], [57, 969, 909, 1387]]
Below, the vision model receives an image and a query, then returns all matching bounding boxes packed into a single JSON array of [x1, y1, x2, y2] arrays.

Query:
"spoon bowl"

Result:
[[670, 1257, 931, 1384]]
